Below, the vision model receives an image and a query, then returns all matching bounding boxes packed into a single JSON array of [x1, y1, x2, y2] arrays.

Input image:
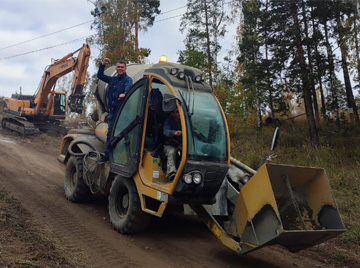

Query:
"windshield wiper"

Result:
[[178, 90, 196, 149], [184, 75, 195, 116]]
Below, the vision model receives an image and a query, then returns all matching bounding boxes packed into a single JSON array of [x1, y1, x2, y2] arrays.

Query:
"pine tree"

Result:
[[90, 0, 159, 63], [311, 0, 341, 128], [290, 0, 320, 147], [238, 0, 264, 129], [179, 0, 228, 87], [178, 44, 207, 70], [334, 0, 360, 125], [301, 0, 320, 122], [132, 0, 160, 63], [310, 4, 328, 120]]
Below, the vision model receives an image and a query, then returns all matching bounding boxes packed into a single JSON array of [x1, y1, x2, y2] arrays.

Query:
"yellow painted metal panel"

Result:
[[234, 164, 280, 235]]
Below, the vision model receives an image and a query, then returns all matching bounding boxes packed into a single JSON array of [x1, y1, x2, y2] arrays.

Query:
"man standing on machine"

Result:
[[97, 58, 133, 162]]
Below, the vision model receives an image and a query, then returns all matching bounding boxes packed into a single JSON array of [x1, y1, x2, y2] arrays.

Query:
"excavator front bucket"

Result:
[[228, 163, 346, 254]]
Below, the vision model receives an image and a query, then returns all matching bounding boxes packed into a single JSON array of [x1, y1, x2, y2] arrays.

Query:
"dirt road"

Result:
[[0, 129, 334, 268]]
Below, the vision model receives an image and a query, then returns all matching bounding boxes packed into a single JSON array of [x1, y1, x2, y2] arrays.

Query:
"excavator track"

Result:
[[1, 117, 36, 135]]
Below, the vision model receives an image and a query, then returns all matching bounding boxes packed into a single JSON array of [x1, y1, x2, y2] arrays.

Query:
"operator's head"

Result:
[[116, 60, 127, 76], [171, 108, 180, 121]]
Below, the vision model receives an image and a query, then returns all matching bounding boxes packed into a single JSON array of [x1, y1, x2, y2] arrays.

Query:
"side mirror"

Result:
[[270, 127, 279, 151]]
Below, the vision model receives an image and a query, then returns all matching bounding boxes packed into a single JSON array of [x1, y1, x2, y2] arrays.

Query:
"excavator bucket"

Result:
[[229, 163, 346, 254]]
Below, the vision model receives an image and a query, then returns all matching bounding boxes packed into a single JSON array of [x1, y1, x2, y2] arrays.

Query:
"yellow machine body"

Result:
[[58, 62, 345, 256]]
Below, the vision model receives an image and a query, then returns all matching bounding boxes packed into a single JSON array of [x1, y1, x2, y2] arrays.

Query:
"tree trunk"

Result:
[[134, 1, 140, 63], [256, 89, 262, 130], [265, 0, 275, 118], [213, 13, 218, 83], [302, 0, 320, 122], [336, 11, 360, 125], [203, 0, 213, 87], [291, 0, 320, 148], [311, 8, 327, 120], [354, 1, 360, 99], [324, 20, 340, 128]]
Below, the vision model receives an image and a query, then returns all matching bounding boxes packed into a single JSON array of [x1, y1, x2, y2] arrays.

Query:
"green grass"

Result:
[[39, 133, 63, 148], [229, 118, 360, 266]]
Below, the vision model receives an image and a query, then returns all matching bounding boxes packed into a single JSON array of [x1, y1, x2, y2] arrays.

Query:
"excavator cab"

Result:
[[52, 92, 67, 116], [44, 91, 67, 118]]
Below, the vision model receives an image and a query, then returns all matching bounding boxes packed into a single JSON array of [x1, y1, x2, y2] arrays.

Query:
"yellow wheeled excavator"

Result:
[[0, 44, 91, 135], [57, 60, 345, 255]]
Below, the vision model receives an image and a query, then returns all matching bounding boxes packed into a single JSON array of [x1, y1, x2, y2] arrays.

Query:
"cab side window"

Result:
[[112, 83, 146, 165], [144, 79, 171, 153]]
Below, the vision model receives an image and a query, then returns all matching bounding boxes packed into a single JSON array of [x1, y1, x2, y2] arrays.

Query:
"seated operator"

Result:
[[163, 96, 182, 180]]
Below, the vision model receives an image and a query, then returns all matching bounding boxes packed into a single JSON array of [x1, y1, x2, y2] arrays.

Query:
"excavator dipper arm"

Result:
[[68, 44, 91, 113], [33, 44, 91, 116]]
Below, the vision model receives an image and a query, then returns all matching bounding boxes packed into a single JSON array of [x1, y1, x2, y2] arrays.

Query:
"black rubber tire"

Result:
[[108, 176, 151, 234], [64, 156, 90, 202]]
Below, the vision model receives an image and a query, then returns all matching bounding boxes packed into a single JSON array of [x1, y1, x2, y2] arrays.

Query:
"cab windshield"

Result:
[[53, 93, 66, 115], [178, 89, 228, 162]]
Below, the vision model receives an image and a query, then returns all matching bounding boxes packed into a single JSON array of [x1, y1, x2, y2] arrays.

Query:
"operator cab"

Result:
[[109, 63, 230, 211], [53, 92, 67, 116]]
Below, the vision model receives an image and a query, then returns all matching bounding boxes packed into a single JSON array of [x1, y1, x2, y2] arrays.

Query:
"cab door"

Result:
[[110, 77, 149, 177]]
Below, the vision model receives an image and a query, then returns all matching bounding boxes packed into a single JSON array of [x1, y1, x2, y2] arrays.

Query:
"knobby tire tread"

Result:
[[108, 176, 151, 234], [64, 156, 90, 203]]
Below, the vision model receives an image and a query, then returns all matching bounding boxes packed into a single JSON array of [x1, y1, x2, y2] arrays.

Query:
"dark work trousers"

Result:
[[104, 112, 115, 159]]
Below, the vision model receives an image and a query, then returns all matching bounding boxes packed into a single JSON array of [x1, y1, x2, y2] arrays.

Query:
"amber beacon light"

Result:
[[159, 55, 168, 63]]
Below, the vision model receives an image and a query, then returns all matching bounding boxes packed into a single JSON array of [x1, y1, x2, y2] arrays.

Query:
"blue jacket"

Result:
[[163, 117, 181, 137], [163, 117, 182, 146], [97, 64, 133, 112]]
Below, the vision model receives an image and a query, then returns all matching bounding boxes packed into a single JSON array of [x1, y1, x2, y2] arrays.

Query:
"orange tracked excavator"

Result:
[[0, 44, 91, 135]]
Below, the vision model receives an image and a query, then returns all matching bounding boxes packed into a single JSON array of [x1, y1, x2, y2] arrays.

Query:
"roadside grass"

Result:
[[39, 132, 63, 148], [230, 118, 360, 267]]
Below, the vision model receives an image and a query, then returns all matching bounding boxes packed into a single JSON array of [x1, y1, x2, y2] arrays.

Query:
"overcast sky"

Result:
[[0, 0, 237, 97]]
